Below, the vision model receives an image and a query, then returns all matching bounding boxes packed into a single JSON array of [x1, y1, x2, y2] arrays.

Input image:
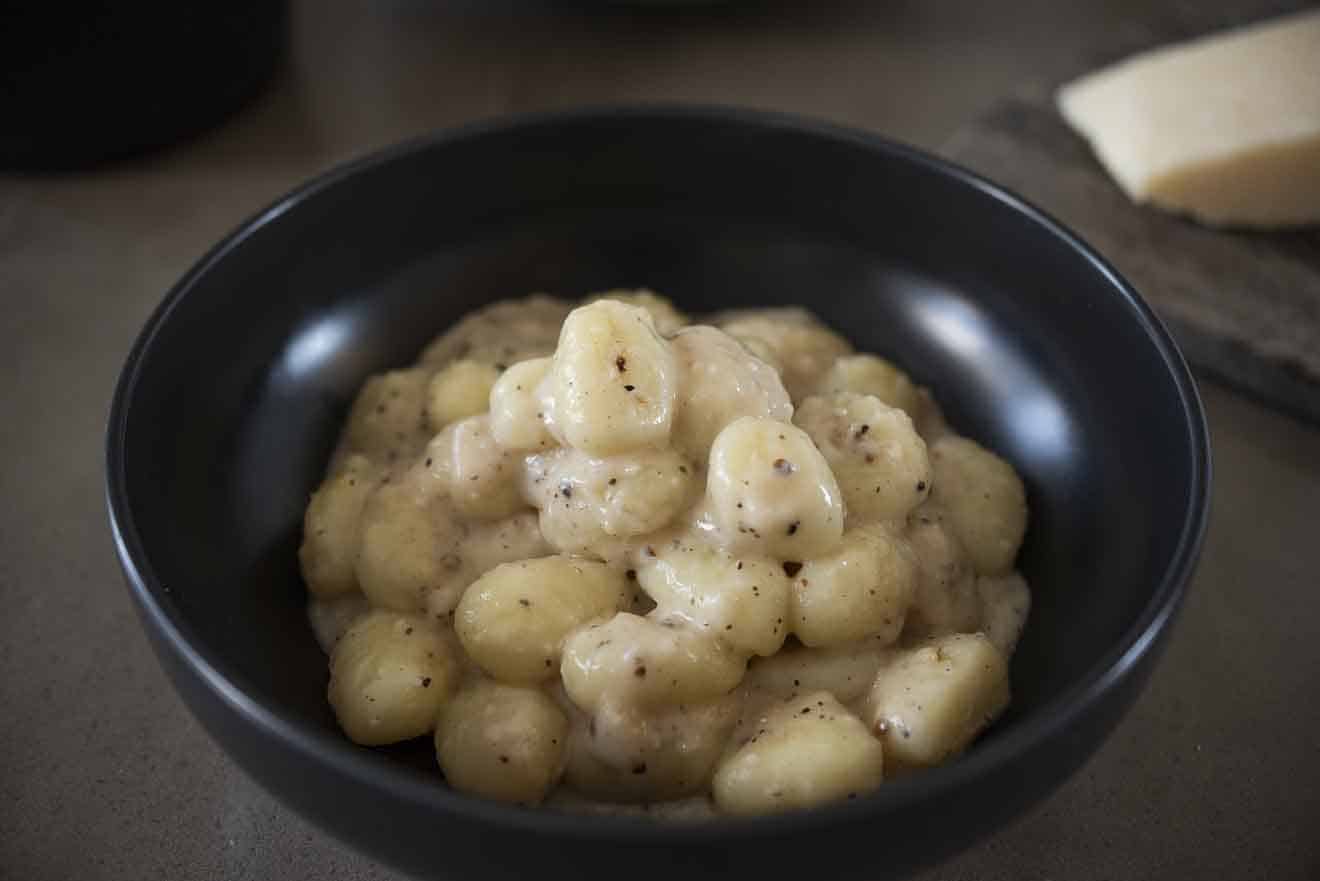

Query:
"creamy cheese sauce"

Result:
[[300, 290, 1032, 816]]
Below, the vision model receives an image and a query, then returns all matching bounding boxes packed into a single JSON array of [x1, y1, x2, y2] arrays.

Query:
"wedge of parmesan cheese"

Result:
[[1057, 10, 1320, 228]]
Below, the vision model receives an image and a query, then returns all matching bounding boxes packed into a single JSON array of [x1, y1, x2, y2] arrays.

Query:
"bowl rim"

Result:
[[105, 102, 1211, 841]]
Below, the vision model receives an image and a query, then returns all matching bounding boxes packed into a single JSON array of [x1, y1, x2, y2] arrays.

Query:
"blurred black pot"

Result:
[[1, 2, 288, 170]]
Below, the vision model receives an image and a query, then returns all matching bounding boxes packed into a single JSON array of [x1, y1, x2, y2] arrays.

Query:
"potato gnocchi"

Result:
[[300, 290, 1031, 816]]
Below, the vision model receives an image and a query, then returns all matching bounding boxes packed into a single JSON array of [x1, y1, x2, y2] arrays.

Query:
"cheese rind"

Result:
[[1057, 10, 1320, 228]]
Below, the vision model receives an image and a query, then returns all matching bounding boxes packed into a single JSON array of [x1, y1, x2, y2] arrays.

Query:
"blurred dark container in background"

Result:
[[1, 2, 289, 170]]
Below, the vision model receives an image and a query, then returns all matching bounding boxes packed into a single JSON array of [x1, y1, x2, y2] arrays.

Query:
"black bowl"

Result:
[[107, 106, 1210, 881]]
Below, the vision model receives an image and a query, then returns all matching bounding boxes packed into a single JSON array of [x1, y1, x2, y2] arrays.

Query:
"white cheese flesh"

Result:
[[1057, 10, 1320, 228]]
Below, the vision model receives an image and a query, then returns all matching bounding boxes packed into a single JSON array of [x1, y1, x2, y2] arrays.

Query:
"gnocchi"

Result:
[[299, 454, 382, 598], [339, 368, 432, 466], [928, 435, 1028, 576], [706, 417, 844, 559], [637, 545, 790, 657], [301, 291, 1032, 816], [488, 357, 556, 451], [565, 694, 738, 803], [788, 524, 917, 648], [903, 508, 983, 640], [670, 326, 793, 460], [455, 556, 628, 684], [354, 471, 464, 612], [426, 414, 525, 521], [560, 612, 747, 713], [328, 610, 459, 745], [862, 633, 1010, 770], [718, 308, 853, 401], [812, 353, 921, 417], [794, 392, 931, 524], [435, 681, 569, 805], [546, 301, 677, 456], [524, 447, 698, 558], [426, 359, 502, 431], [713, 691, 884, 815]]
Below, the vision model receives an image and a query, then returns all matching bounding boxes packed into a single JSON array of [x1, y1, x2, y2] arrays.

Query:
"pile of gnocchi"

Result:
[[300, 291, 1030, 817]]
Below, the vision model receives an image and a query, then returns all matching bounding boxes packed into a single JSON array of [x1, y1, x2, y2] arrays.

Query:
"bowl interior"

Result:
[[113, 109, 1205, 794]]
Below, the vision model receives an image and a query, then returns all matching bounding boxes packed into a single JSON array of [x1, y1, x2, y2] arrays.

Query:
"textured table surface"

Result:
[[3, 2, 1318, 879]]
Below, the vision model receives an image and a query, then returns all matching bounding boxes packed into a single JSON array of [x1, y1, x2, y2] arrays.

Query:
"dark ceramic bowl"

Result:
[[107, 106, 1210, 881]]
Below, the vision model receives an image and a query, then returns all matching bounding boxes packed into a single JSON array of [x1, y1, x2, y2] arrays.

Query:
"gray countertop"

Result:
[[3, 2, 1317, 878]]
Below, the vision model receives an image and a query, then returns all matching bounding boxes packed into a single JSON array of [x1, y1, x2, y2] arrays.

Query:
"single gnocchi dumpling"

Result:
[[419, 511, 553, 621], [733, 640, 891, 749], [340, 368, 432, 464], [929, 436, 1028, 576], [565, 694, 739, 803], [560, 613, 747, 713], [426, 359, 502, 431], [524, 447, 699, 555], [637, 546, 790, 657], [425, 414, 525, 521], [977, 571, 1032, 658], [713, 691, 884, 815], [910, 387, 952, 443], [355, 473, 464, 612], [435, 681, 569, 806], [583, 289, 688, 336], [788, 524, 917, 648], [419, 295, 573, 369], [307, 591, 371, 654], [740, 639, 890, 709], [718, 309, 854, 402], [706, 417, 843, 560], [488, 357, 556, 451], [299, 454, 383, 598], [455, 556, 628, 684], [670, 326, 793, 460], [795, 392, 931, 525], [546, 301, 677, 456], [812, 354, 921, 417], [863, 633, 1009, 769], [454, 511, 554, 583], [902, 509, 983, 640], [328, 610, 459, 745]]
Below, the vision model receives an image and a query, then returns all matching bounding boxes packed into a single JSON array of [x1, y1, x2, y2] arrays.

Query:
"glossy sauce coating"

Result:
[[300, 290, 1031, 816]]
